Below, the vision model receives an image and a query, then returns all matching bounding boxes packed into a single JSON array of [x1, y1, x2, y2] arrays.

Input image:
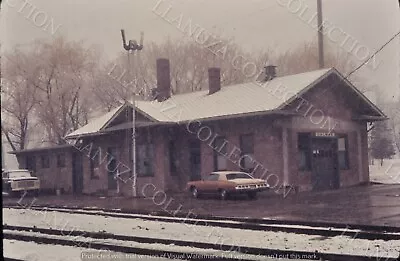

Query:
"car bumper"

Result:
[[11, 186, 40, 192], [232, 187, 269, 193], [10, 182, 40, 192]]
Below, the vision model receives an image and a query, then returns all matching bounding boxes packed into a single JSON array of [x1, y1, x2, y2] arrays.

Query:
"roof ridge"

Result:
[[137, 67, 334, 102]]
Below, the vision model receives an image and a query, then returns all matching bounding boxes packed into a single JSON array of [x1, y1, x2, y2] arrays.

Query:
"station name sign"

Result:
[[314, 132, 336, 137]]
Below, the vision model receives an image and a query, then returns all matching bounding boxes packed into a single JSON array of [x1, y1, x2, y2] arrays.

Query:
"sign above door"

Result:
[[314, 132, 336, 138]]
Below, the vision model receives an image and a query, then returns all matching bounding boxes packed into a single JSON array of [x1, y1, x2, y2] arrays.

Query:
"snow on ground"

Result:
[[22, 207, 382, 235], [4, 239, 87, 261], [370, 159, 400, 184], [3, 239, 180, 261], [3, 208, 400, 258], [3, 239, 298, 261], [4, 229, 267, 261]]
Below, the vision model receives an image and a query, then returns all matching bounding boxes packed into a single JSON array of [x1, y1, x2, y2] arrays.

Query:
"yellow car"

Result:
[[186, 171, 269, 200]]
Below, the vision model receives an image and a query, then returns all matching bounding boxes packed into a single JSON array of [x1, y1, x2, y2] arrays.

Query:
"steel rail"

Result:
[[4, 225, 399, 261], [4, 205, 400, 241]]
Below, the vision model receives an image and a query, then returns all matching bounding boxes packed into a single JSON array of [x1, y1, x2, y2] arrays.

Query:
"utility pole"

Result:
[[1, 133, 5, 169], [120, 29, 144, 197], [317, 0, 324, 69]]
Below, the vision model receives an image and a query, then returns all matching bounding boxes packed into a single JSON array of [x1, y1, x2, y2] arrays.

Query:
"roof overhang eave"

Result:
[[66, 110, 299, 137], [352, 115, 389, 122], [101, 121, 176, 132], [8, 144, 73, 155], [174, 109, 299, 125], [64, 132, 109, 140]]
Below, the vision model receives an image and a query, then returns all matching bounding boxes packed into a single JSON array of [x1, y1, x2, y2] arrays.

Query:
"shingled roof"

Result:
[[135, 68, 333, 122], [65, 67, 386, 139]]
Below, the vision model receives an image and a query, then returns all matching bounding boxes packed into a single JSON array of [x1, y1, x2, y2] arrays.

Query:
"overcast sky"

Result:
[[1, 0, 399, 101]]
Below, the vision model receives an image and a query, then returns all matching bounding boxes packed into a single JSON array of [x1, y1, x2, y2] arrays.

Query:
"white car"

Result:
[[2, 169, 40, 196]]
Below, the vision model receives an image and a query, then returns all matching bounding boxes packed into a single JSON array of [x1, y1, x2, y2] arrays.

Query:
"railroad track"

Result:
[[3, 224, 399, 261], [4, 205, 400, 241]]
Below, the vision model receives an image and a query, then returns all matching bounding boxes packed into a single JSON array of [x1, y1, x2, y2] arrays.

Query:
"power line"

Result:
[[317, 30, 400, 99], [346, 30, 400, 79]]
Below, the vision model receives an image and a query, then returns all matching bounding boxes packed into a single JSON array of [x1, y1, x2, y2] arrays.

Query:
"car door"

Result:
[[215, 173, 232, 192], [202, 174, 219, 193]]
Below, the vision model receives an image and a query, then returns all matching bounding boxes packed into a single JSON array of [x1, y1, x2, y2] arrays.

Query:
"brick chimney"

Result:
[[208, 67, 221, 95], [156, 58, 171, 102], [264, 65, 277, 81]]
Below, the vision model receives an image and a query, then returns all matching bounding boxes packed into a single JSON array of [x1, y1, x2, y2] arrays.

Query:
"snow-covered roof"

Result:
[[135, 68, 332, 122], [65, 105, 124, 138], [9, 144, 73, 154], [65, 67, 385, 139]]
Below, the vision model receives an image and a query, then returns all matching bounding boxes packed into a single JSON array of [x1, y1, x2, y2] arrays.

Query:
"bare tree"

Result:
[[2, 38, 99, 146], [1, 48, 39, 150], [386, 99, 400, 155], [91, 60, 137, 111], [30, 38, 98, 144], [101, 37, 253, 105], [76, 38, 374, 115], [269, 41, 366, 87], [2, 36, 377, 152]]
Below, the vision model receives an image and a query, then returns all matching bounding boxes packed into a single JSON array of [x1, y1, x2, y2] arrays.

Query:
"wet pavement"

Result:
[[3, 184, 400, 227]]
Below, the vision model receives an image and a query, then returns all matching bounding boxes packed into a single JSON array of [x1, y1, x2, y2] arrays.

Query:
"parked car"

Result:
[[186, 171, 270, 200], [2, 169, 40, 196]]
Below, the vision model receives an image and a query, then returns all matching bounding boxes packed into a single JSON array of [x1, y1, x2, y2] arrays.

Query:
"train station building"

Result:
[[10, 59, 387, 196]]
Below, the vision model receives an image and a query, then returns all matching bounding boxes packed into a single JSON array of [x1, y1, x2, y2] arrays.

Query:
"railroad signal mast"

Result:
[[121, 29, 144, 52], [120, 29, 144, 197]]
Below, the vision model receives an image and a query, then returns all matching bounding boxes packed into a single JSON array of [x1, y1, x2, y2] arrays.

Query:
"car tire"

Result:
[[191, 187, 199, 198], [248, 191, 257, 200], [219, 189, 228, 200]]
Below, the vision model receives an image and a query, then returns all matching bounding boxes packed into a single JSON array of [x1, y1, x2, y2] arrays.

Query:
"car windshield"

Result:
[[226, 173, 253, 180], [8, 171, 32, 178]]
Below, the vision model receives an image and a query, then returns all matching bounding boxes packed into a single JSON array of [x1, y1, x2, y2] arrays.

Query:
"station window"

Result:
[[57, 153, 66, 168], [338, 136, 349, 169], [298, 133, 311, 171], [90, 147, 101, 168], [239, 134, 254, 173], [213, 136, 228, 171], [137, 144, 154, 177], [40, 155, 50, 169], [89, 147, 101, 179], [26, 155, 36, 172], [169, 141, 178, 175]]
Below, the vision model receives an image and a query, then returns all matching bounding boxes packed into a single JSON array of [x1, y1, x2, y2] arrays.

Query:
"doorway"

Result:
[[72, 152, 83, 194], [311, 138, 339, 191], [26, 155, 36, 173], [107, 147, 118, 190]]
